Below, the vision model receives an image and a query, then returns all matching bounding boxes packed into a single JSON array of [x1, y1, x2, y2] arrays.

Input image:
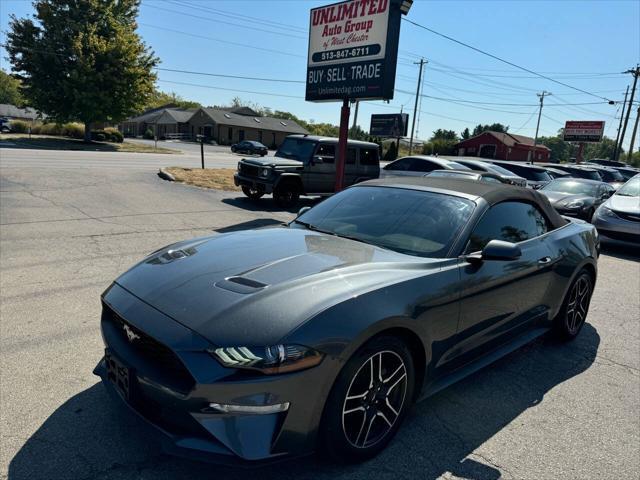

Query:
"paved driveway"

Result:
[[0, 151, 638, 480]]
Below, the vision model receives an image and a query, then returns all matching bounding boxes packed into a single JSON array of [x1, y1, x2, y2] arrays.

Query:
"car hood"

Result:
[[540, 191, 594, 206], [607, 194, 640, 214], [242, 156, 303, 168], [114, 228, 436, 345]]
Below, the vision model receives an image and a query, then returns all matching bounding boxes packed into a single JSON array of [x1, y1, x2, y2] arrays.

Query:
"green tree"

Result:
[[538, 136, 571, 162], [0, 69, 24, 105], [472, 123, 509, 136], [461, 127, 470, 140], [144, 89, 201, 110], [582, 137, 618, 161], [6, 0, 158, 141], [430, 129, 458, 142]]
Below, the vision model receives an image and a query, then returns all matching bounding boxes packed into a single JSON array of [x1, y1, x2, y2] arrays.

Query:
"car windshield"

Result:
[[615, 177, 640, 197], [447, 161, 471, 170], [599, 169, 624, 182], [574, 169, 602, 181], [294, 186, 475, 258], [498, 164, 551, 181], [542, 179, 598, 196], [275, 138, 316, 161]]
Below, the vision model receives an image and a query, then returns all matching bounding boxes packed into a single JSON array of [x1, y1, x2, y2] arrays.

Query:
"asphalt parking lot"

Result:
[[1, 150, 639, 480]]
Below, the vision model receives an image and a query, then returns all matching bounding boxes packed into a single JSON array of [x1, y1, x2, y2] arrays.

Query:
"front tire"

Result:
[[273, 181, 300, 207], [553, 270, 594, 341], [241, 185, 265, 199], [320, 335, 415, 463]]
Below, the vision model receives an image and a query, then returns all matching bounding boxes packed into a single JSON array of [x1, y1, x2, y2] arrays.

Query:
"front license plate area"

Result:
[[105, 350, 132, 401]]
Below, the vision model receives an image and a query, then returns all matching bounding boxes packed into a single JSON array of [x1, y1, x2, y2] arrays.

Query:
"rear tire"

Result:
[[320, 335, 415, 463], [273, 181, 300, 208], [241, 185, 265, 199], [553, 270, 594, 341]]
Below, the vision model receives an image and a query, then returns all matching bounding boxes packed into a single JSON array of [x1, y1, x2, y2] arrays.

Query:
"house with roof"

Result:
[[0, 104, 46, 122], [187, 107, 309, 148], [455, 131, 550, 162], [119, 104, 196, 138]]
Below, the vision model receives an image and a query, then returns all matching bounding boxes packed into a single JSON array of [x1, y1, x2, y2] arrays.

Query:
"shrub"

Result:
[[104, 127, 123, 143], [143, 128, 154, 139], [63, 122, 85, 139], [39, 123, 64, 136], [9, 120, 29, 133]]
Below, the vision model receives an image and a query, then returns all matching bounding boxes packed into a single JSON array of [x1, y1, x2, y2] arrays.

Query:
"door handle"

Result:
[[538, 256, 552, 264]]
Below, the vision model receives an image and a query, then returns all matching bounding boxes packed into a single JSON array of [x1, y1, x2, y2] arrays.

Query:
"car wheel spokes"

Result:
[[342, 350, 407, 449], [566, 277, 590, 334]]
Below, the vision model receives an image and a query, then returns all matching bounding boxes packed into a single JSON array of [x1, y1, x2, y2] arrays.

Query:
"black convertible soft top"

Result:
[[359, 177, 567, 229]]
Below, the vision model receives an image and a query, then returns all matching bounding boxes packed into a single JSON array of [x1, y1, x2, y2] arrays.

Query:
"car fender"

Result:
[[273, 173, 303, 191]]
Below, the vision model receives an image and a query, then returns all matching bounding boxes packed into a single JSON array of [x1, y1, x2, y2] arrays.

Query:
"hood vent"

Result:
[[215, 276, 268, 294]]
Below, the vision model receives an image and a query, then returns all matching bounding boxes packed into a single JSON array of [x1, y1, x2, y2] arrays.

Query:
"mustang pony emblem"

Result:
[[123, 324, 140, 342]]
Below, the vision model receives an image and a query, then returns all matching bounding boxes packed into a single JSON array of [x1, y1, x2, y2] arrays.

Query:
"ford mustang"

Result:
[[94, 177, 599, 464]]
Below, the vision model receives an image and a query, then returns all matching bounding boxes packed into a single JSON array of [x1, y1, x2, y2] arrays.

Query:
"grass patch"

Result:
[[0, 134, 178, 154], [166, 167, 240, 191]]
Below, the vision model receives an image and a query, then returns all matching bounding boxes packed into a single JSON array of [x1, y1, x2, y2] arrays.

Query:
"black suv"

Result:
[[234, 135, 380, 207]]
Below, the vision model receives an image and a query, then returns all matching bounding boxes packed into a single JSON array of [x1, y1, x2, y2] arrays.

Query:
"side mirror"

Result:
[[297, 206, 311, 217], [311, 156, 324, 165], [465, 240, 522, 264]]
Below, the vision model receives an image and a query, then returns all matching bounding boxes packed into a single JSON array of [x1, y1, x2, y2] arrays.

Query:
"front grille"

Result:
[[613, 210, 640, 223], [102, 304, 195, 393], [239, 163, 260, 177]]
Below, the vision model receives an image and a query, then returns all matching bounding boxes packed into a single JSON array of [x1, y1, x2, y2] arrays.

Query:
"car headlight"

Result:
[[237, 161, 242, 171], [597, 205, 618, 218], [210, 344, 324, 374], [260, 168, 270, 178], [564, 200, 584, 209]]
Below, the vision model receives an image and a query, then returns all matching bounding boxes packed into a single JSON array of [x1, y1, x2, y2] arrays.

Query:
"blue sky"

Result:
[[1, 0, 639, 148]]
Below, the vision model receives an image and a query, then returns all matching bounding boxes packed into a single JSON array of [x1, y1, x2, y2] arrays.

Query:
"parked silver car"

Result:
[[380, 156, 470, 178], [592, 175, 640, 243], [445, 157, 527, 187]]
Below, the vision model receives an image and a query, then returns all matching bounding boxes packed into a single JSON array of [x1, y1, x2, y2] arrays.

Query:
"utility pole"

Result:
[[409, 58, 426, 155], [618, 65, 640, 162], [614, 85, 629, 160], [627, 105, 640, 162], [531, 91, 551, 164], [351, 100, 359, 136]]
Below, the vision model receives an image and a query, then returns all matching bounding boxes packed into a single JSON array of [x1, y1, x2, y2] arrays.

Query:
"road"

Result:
[[0, 138, 272, 170], [1, 148, 639, 480]]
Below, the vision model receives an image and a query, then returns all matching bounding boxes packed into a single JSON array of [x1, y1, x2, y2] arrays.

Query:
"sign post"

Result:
[[306, 0, 408, 192], [563, 121, 605, 164]]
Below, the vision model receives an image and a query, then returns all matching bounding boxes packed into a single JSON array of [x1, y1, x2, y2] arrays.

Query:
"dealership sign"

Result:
[[370, 113, 408, 137], [563, 121, 605, 143], [306, 0, 402, 102]]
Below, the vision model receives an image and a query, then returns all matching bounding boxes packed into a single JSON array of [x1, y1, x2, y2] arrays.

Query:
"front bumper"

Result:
[[592, 210, 640, 243], [94, 283, 332, 464], [553, 206, 591, 221], [234, 173, 274, 193]]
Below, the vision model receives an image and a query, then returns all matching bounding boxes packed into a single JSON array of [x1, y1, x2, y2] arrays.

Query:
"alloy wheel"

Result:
[[341, 351, 407, 449], [566, 276, 591, 334]]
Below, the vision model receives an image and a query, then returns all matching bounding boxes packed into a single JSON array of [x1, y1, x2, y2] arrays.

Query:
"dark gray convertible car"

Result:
[[95, 177, 599, 464]]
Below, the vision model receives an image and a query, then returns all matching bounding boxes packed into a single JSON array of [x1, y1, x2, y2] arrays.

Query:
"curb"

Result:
[[158, 168, 175, 182]]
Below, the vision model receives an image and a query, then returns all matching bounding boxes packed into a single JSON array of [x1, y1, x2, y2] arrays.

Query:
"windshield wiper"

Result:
[[292, 219, 337, 236], [615, 192, 635, 197]]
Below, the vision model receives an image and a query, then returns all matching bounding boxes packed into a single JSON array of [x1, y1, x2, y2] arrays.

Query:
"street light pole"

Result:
[[531, 91, 551, 164], [613, 85, 629, 160]]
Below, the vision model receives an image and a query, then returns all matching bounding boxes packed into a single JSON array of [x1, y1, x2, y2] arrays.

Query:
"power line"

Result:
[[139, 23, 304, 58], [157, 79, 302, 99], [401, 17, 616, 102], [148, 3, 306, 40], [157, 67, 305, 84]]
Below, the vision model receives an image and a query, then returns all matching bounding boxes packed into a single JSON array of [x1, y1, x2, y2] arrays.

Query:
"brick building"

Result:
[[455, 131, 550, 162]]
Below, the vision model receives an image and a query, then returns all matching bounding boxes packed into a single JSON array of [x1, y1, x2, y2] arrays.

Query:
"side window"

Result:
[[360, 148, 379, 166], [466, 201, 550, 253], [346, 148, 356, 164], [411, 159, 438, 172], [386, 157, 413, 171], [315, 144, 335, 163]]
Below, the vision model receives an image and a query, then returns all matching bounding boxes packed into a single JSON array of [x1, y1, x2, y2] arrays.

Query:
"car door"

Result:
[[448, 201, 555, 367], [306, 142, 336, 193]]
